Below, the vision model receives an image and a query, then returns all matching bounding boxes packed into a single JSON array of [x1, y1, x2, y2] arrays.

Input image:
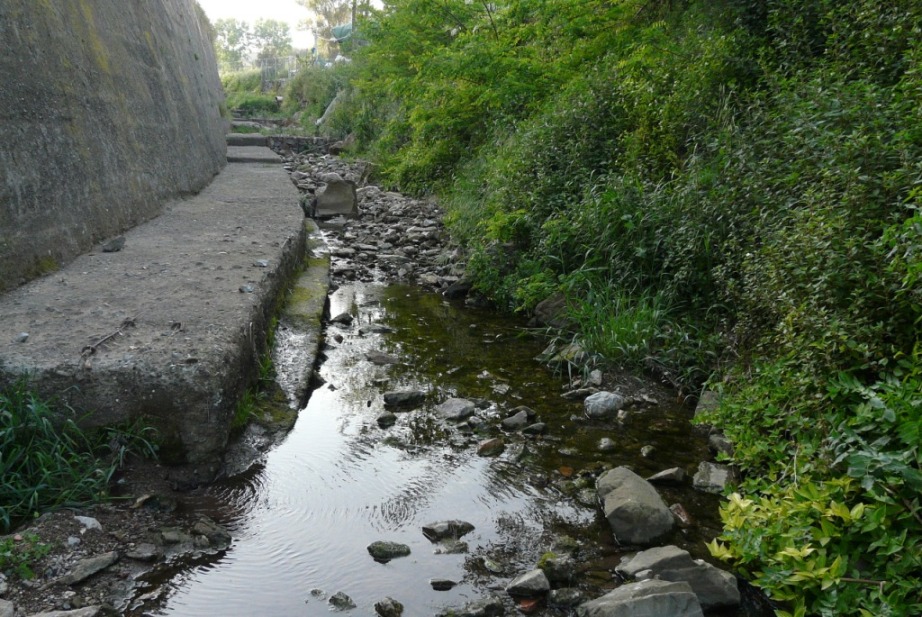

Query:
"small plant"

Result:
[[0, 533, 50, 580], [0, 382, 158, 532]]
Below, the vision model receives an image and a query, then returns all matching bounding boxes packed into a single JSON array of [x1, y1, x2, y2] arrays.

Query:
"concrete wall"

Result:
[[0, 0, 226, 291]]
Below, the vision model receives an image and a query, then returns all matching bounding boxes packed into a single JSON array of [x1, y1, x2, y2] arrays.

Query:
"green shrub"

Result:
[[0, 382, 157, 532]]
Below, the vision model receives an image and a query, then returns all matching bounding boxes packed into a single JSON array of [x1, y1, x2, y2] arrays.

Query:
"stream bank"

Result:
[[0, 150, 773, 617]]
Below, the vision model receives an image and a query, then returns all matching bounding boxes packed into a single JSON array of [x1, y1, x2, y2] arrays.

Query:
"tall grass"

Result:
[[0, 382, 157, 532]]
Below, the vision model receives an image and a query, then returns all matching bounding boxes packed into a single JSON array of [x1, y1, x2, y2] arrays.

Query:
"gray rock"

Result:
[[501, 409, 530, 431], [477, 438, 505, 457], [549, 588, 586, 608], [597, 467, 674, 546], [192, 517, 231, 548], [576, 579, 703, 617], [587, 369, 603, 387], [584, 391, 625, 419], [506, 569, 550, 597], [125, 542, 162, 562], [329, 591, 356, 610], [74, 515, 102, 531], [640, 445, 655, 458], [58, 551, 119, 585], [101, 236, 125, 252], [383, 390, 426, 409], [692, 462, 734, 494], [436, 595, 505, 617], [598, 438, 617, 452], [375, 597, 404, 617], [436, 398, 476, 422], [694, 390, 719, 419], [539, 554, 578, 584], [708, 433, 734, 457], [28, 609, 102, 617], [0, 599, 14, 617], [647, 468, 687, 485], [423, 520, 475, 541], [430, 578, 457, 591], [367, 350, 400, 365], [367, 540, 411, 562], [330, 311, 354, 325], [377, 411, 398, 428], [315, 175, 358, 218], [522, 422, 546, 435], [562, 387, 597, 400], [616, 545, 740, 610], [14, 332, 28, 343], [433, 539, 469, 554]]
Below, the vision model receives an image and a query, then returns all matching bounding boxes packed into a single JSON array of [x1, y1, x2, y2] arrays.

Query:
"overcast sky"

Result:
[[196, 0, 314, 48]]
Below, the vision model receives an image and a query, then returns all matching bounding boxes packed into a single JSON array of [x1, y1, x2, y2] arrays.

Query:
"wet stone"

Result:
[[329, 591, 356, 610], [58, 551, 119, 586], [125, 543, 162, 562], [383, 390, 426, 409], [433, 539, 469, 554], [584, 391, 625, 419], [549, 588, 586, 608], [375, 597, 404, 617], [436, 595, 505, 617], [506, 569, 550, 598], [423, 520, 475, 541], [367, 540, 411, 562], [435, 397, 476, 422], [430, 578, 457, 591], [377, 411, 398, 428], [648, 467, 687, 485], [477, 438, 505, 457]]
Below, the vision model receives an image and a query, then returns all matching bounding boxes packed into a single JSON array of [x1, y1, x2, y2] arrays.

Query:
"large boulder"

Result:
[[576, 579, 704, 617], [314, 173, 358, 218], [597, 467, 674, 545], [584, 391, 626, 419], [616, 545, 740, 610]]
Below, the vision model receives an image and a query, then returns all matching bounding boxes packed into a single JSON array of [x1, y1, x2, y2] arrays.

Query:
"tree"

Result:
[[251, 19, 294, 62], [297, 0, 372, 57], [214, 18, 251, 72]]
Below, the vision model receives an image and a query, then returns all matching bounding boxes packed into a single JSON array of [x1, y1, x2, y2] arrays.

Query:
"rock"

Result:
[[329, 591, 356, 610], [28, 609, 103, 617], [640, 445, 655, 458], [367, 540, 411, 562], [562, 388, 597, 400], [670, 503, 694, 528], [576, 579, 703, 617], [616, 545, 740, 610], [330, 311, 354, 325], [377, 411, 398, 428], [538, 553, 578, 585], [443, 279, 472, 299], [125, 542, 162, 562], [435, 398, 476, 422], [367, 350, 400, 365], [360, 323, 394, 334], [501, 409, 530, 431], [375, 597, 404, 617], [647, 468, 687, 485], [383, 390, 426, 409], [430, 578, 457, 591], [522, 422, 546, 435], [436, 595, 505, 617], [74, 516, 102, 531], [422, 520, 475, 541], [192, 517, 231, 548], [160, 528, 193, 544], [101, 236, 125, 252], [532, 293, 573, 330], [549, 588, 586, 608], [708, 433, 734, 457], [315, 175, 358, 218], [14, 332, 28, 343], [58, 551, 119, 585], [598, 438, 617, 452], [506, 569, 550, 598], [584, 391, 625, 419], [433, 539, 469, 554], [587, 369, 603, 387], [693, 390, 719, 419], [0, 599, 14, 617], [544, 341, 588, 368], [692, 462, 734, 494], [597, 467, 674, 546], [477, 438, 505, 457], [239, 284, 255, 293]]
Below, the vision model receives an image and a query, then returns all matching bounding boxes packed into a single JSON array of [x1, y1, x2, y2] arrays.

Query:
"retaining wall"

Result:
[[0, 0, 226, 291]]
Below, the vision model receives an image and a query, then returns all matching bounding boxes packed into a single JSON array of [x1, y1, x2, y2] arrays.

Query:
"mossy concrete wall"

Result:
[[0, 0, 226, 291]]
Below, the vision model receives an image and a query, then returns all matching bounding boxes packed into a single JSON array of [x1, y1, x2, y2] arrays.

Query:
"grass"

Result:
[[0, 533, 50, 580], [0, 381, 157, 532]]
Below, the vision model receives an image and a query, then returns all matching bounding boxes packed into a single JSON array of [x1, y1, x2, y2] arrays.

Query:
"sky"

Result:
[[196, 0, 315, 49]]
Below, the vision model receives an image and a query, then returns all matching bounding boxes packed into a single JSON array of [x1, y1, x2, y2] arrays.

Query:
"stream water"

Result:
[[143, 282, 768, 616]]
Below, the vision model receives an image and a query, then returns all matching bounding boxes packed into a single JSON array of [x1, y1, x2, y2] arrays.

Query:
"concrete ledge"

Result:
[[0, 157, 318, 476], [226, 133, 268, 147], [227, 146, 282, 164]]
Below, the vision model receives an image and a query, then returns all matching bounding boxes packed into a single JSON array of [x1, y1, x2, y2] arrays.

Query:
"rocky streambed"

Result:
[[0, 148, 774, 617]]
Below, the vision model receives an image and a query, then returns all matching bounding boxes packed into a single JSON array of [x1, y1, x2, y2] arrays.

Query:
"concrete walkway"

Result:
[[0, 147, 327, 479]]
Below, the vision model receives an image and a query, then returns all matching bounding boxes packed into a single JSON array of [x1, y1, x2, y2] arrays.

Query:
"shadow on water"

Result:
[[133, 283, 774, 617]]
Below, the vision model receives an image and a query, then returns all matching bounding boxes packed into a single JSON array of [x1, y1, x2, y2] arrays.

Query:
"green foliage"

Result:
[[0, 382, 158, 532], [327, 2, 922, 612], [0, 534, 50, 580]]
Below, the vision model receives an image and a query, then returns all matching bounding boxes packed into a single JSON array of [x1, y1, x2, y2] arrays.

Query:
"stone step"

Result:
[[226, 133, 268, 147], [226, 145, 281, 164]]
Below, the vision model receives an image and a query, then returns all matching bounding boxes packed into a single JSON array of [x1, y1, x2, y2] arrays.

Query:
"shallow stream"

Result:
[[142, 282, 767, 616]]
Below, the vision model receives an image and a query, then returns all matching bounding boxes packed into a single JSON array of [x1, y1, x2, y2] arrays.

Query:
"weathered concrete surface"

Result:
[[226, 133, 269, 147], [0, 153, 315, 476], [0, 0, 226, 292], [227, 146, 281, 164]]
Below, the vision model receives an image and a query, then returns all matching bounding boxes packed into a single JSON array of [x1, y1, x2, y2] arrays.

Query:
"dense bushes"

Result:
[[283, 0, 922, 613]]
